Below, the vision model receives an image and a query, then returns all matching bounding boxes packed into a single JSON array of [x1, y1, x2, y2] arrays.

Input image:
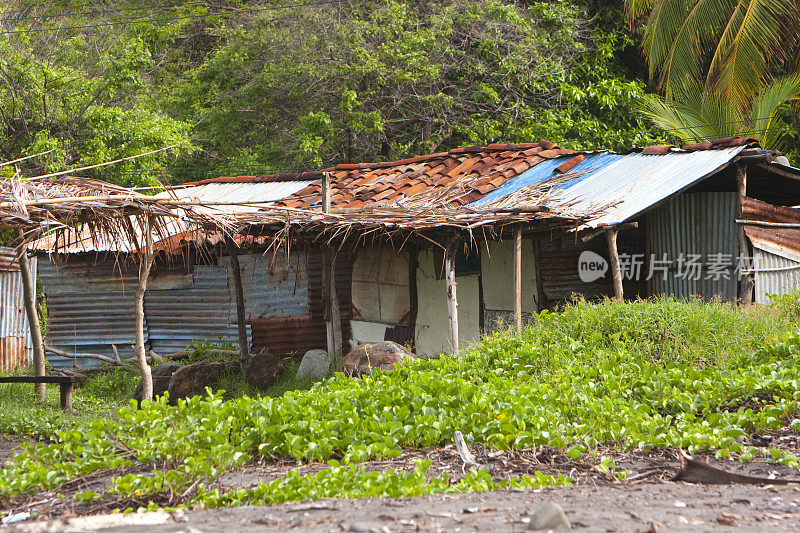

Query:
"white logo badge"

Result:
[[578, 250, 608, 283]]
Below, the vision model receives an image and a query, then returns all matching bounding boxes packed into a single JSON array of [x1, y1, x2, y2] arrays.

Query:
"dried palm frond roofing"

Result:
[[0, 175, 235, 254]]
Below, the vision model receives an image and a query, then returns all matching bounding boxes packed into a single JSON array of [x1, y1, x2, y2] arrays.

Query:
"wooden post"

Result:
[[134, 216, 154, 402], [16, 230, 45, 400], [445, 239, 459, 351], [605, 228, 623, 301], [321, 172, 342, 355], [736, 164, 754, 305], [513, 227, 523, 331], [226, 235, 250, 369]]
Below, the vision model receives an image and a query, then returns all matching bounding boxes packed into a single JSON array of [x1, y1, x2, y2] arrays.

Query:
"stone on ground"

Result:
[[296, 349, 330, 381], [245, 351, 285, 389], [336, 340, 415, 377], [528, 503, 570, 531], [166, 361, 239, 404], [134, 361, 179, 403]]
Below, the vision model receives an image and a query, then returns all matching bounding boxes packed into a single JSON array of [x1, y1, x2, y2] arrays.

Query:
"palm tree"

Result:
[[627, 0, 800, 148]]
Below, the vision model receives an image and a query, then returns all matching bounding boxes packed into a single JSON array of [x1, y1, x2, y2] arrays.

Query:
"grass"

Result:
[[2, 295, 800, 512]]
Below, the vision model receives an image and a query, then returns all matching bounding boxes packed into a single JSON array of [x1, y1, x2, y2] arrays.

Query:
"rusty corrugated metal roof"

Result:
[[741, 196, 800, 257]]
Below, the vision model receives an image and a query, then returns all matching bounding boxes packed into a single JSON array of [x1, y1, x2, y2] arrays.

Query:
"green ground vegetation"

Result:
[[2, 296, 800, 512]]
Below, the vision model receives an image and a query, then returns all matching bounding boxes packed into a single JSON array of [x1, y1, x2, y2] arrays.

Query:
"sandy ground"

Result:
[[5, 436, 800, 531], [5, 482, 800, 532]]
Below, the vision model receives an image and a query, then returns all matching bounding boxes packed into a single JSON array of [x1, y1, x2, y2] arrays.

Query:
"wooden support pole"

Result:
[[226, 235, 250, 369], [321, 171, 342, 355], [736, 164, 754, 305], [16, 230, 45, 400], [513, 227, 523, 331], [605, 228, 623, 301], [445, 239, 459, 351], [134, 216, 154, 402]]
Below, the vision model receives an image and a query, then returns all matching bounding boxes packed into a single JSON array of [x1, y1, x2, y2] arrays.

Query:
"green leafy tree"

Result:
[[626, 0, 800, 151]]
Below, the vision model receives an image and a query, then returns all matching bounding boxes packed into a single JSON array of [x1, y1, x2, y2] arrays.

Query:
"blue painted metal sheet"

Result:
[[144, 265, 249, 354], [223, 252, 309, 320], [474, 152, 625, 206], [473, 147, 746, 229], [38, 258, 144, 368]]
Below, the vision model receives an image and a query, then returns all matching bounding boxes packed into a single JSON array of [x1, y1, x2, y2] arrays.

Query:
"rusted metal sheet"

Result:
[[538, 230, 644, 305], [38, 256, 144, 368], [648, 192, 737, 301], [741, 196, 800, 256], [0, 246, 20, 271], [144, 264, 248, 354], [0, 255, 35, 371], [251, 251, 352, 357]]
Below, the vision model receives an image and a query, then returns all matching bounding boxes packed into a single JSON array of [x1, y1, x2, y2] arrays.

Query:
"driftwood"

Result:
[[454, 431, 480, 469], [44, 343, 163, 366], [673, 449, 800, 485]]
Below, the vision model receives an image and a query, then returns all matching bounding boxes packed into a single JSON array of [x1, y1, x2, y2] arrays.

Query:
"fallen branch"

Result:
[[454, 431, 480, 469], [44, 343, 162, 367], [673, 449, 800, 485]]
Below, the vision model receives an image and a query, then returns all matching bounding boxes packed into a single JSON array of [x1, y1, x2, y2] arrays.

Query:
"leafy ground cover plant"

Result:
[[2, 297, 800, 512]]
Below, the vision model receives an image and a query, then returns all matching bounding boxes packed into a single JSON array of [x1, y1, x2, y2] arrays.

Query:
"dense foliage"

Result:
[[2, 297, 800, 512], [1, 1, 662, 185]]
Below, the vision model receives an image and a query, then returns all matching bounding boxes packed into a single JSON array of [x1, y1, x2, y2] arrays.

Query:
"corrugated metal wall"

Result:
[[752, 246, 800, 304], [39, 257, 143, 368], [648, 192, 737, 300], [0, 255, 36, 371], [145, 265, 247, 354]]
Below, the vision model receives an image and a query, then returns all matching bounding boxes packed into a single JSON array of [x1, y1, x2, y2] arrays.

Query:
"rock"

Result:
[[348, 522, 380, 532], [245, 352, 285, 390], [528, 503, 570, 531], [134, 361, 179, 403], [167, 361, 239, 404], [296, 349, 330, 381], [336, 341, 415, 377]]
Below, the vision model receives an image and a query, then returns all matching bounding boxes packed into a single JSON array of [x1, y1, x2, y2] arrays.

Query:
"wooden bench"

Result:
[[0, 375, 86, 411]]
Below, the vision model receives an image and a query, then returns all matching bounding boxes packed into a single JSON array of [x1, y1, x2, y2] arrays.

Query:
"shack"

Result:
[[34, 137, 800, 360]]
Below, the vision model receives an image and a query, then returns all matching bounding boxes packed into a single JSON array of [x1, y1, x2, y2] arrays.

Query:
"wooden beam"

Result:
[[321, 171, 342, 355], [581, 222, 638, 243], [736, 164, 754, 305], [445, 239, 459, 351], [15, 230, 45, 400], [134, 216, 154, 402], [513, 227, 522, 331], [605, 228, 623, 300], [226, 235, 250, 369], [735, 219, 800, 229]]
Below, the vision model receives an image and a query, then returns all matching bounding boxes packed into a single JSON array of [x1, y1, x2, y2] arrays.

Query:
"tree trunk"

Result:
[[445, 239, 459, 351], [226, 235, 250, 369], [513, 227, 522, 331], [605, 228, 623, 301], [16, 230, 45, 400], [134, 216, 154, 401], [736, 164, 754, 305]]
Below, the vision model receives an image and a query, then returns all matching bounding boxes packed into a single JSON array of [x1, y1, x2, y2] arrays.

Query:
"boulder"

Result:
[[134, 361, 179, 403], [167, 361, 239, 404], [245, 352, 285, 390], [336, 341, 415, 377], [296, 349, 330, 382], [528, 503, 570, 531]]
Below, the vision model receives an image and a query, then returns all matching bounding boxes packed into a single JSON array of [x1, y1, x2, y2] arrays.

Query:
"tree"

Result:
[[626, 0, 800, 151]]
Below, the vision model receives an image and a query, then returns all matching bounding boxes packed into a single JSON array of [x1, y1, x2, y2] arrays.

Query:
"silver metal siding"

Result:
[[0, 256, 35, 371], [648, 192, 737, 300], [222, 252, 309, 320], [144, 265, 249, 354], [752, 247, 800, 304], [39, 259, 144, 368]]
